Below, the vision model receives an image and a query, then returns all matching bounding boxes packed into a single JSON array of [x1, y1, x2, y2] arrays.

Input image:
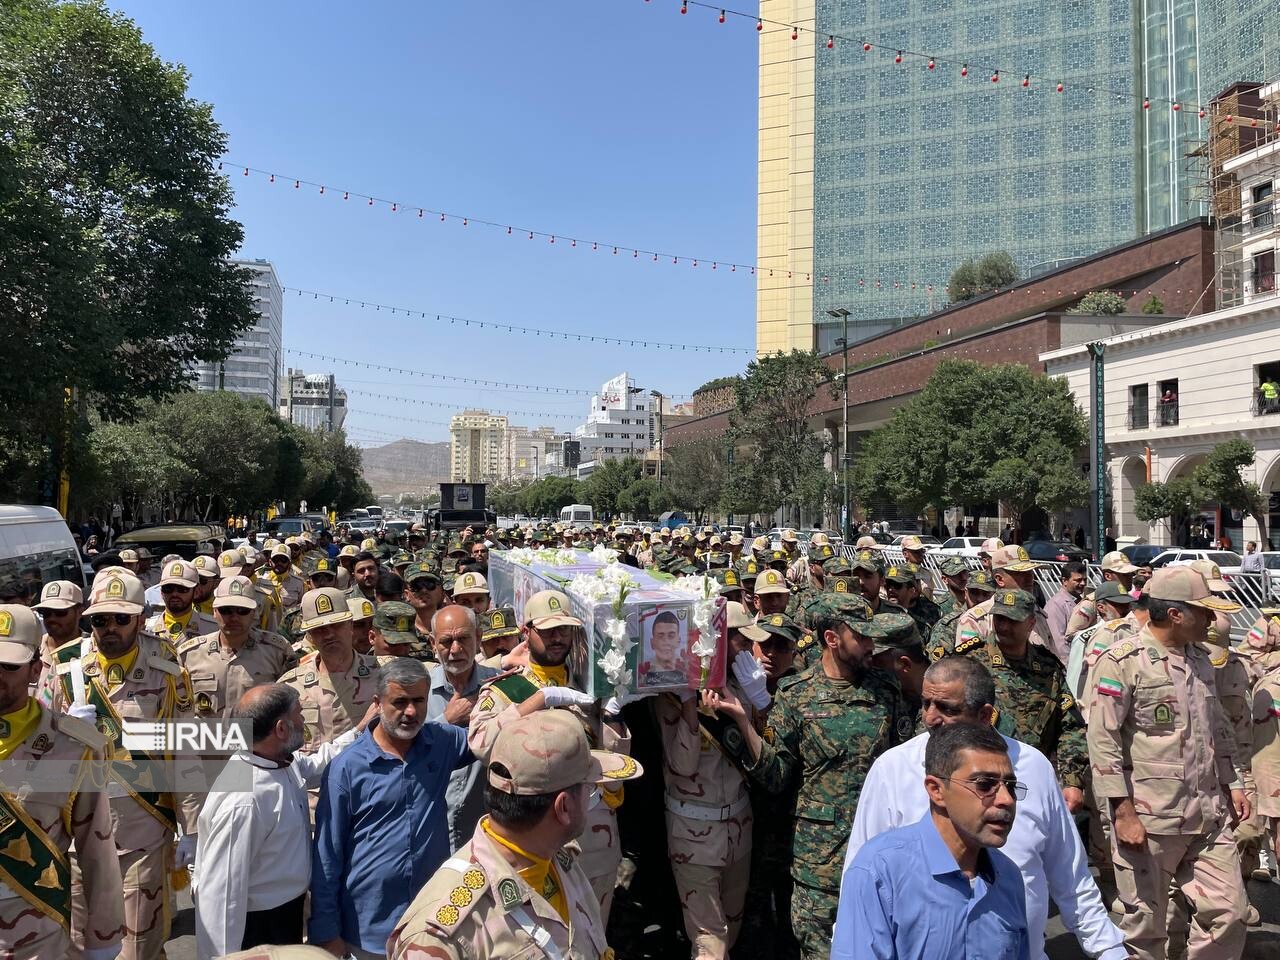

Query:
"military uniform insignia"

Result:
[[435, 904, 460, 926], [1209, 649, 1229, 667], [477, 694, 495, 712], [1153, 703, 1173, 724], [0, 612, 11, 636], [357, 662, 370, 678], [603, 755, 639, 779], [106, 663, 125, 687], [498, 877, 521, 908], [449, 885, 474, 906], [195, 692, 212, 714], [1096, 676, 1124, 698], [491, 611, 506, 629], [930, 643, 945, 661], [304, 672, 316, 684], [31, 734, 51, 753], [1060, 692, 1075, 712], [105, 578, 126, 599], [896, 715, 914, 738], [463, 867, 486, 889], [833, 580, 848, 593], [547, 596, 561, 612], [314, 594, 334, 615], [1110, 640, 1135, 659]]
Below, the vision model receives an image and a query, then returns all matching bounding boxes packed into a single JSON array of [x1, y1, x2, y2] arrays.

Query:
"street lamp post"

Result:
[[827, 308, 852, 542], [531, 444, 539, 480]]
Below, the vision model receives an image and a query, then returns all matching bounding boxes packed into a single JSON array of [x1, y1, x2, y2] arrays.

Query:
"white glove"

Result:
[[603, 691, 647, 717], [83, 946, 122, 960], [175, 834, 197, 869], [732, 653, 772, 711], [541, 686, 596, 710], [68, 703, 98, 724]]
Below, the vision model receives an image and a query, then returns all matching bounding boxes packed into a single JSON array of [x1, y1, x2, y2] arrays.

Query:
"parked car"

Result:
[[115, 522, 229, 563], [1148, 549, 1243, 576], [0, 505, 87, 597], [890, 534, 942, 548], [1120, 543, 1169, 567], [933, 536, 988, 559], [1024, 540, 1089, 563], [1258, 552, 1280, 602]]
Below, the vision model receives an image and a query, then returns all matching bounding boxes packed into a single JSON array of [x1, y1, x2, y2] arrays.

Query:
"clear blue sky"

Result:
[[112, 0, 758, 444]]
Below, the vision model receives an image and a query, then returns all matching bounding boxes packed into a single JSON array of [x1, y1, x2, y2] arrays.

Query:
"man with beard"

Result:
[[33, 580, 83, 704], [469, 590, 634, 919], [833, 723, 1030, 959], [427, 605, 501, 851], [51, 570, 200, 960], [280, 588, 382, 763], [389, 710, 642, 960], [311, 657, 473, 960], [711, 595, 912, 960], [844, 657, 1125, 960], [193, 684, 374, 957], [144, 559, 218, 646]]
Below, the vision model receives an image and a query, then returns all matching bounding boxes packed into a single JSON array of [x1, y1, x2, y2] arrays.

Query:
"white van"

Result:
[[559, 504, 594, 529], [0, 505, 85, 599]]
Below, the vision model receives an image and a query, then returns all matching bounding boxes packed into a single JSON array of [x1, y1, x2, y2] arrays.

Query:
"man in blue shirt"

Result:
[[310, 656, 474, 958], [833, 722, 1030, 960]]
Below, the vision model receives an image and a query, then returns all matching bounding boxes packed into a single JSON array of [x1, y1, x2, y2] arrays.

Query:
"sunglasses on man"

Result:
[[90, 613, 133, 628]]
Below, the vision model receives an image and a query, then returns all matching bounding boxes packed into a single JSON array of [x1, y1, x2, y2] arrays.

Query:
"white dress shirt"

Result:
[[193, 728, 358, 960], [843, 731, 1126, 960]]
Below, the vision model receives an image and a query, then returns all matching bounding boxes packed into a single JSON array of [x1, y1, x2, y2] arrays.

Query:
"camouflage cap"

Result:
[[404, 563, 441, 588], [1100, 550, 1139, 574], [715, 568, 743, 591], [939, 557, 970, 577], [884, 562, 920, 584], [822, 555, 854, 576], [1146, 566, 1240, 612], [862, 612, 924, 654], [810, 543, 836, 562], [804, 593, 872, 631], [850, 549, 886, 573], [373, 601, 419, 644], [979, 537, 1006, 555], [1094, 581, 1137, 606], [756, 612, 804, 644], [736, 558, 761, 583], [1187, 557, 1230, 593], [990, 588, 1036, 621], [754, 568, 791, 595], [488, 710, 642, 795], [967, 569, 999, 593], [303, 556, 338, 580], [825, 574, 859, 595], [988, 545, 1038, 572], [482, 606, 521, 641], [390, 550, 413, 566]]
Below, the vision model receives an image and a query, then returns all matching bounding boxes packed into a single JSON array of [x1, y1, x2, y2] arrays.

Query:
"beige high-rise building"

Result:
[[449, 410, 508, 482], [756, 0, 815, 356]]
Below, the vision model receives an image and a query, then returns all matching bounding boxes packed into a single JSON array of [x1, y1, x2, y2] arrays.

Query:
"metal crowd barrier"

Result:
[[836, 543, 1276, 640]]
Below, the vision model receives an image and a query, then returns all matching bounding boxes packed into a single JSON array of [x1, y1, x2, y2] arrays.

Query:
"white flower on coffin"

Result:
[[600, 648, 628, 683], [669, 575, 722, 599], [690, 632, 717, 660], [507, 548, 537, 565], [589, 545, 620, 565], [600, 564, 638, 589], [566, 573, 612, 603], [604, 617, 636, 656]]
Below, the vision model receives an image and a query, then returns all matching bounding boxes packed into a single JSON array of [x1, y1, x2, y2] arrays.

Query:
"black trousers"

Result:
[[240, 893, 306, 950]]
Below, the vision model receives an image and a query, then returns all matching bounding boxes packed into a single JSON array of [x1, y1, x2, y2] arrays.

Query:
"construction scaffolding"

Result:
[[1185, 79, 1280, 310]]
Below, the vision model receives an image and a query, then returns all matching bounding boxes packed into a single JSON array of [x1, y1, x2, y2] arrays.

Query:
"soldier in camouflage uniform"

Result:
[[371, 600, 432, 664], [403, 562, 446, 642], [1064, 550, 1139, 638], [0, 604, 124, 960], [479, 606, 522, 665], [952, 545, 1051, 651], [934, 556, 970, 619], [947, 589, 1088, 810], [1248, 612, 1280, 882], [848, 550, 905, 617], [883, 562, 941, 636], [280, 588, 381, 766], [1088, 567, 1249, 960], [927, 568, 998, 662], [866, 612, 927, 716], [712, 597, 913, 960]]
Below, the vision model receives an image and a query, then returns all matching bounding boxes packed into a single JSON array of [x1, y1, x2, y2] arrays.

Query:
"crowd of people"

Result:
[[0, 516, 1276, 960]]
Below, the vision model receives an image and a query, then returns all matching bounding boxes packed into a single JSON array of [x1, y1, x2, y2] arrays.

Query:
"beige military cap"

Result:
[[351, 597, 375, 621], [34, 580, 83, 611], [855, 535, 880, 550], [725, 600, 768, 643], [1100, 550, 1138, 574], [754, 568, 791, 595], [0, 605, 40, 665], [453, 572, 489, 597], [192, 554, 220, 579], [809, 532, 831, 547], [270, 545, 292, 561], [979, 537, 1006, 555], [85, 571, 145, 616], [780, 529, 799, 544], [988, 545, 1038, 572], [728, 532, 744, 546], [118, 548, 139, 564], [899, 535, 927, 552], [339, 544, 359, 558], [1146, 566, 1240, 612], [160, 559, 199, 588], [1187, 557, 1231, 593], [262, 538, 281, 551], [360, 538, 378, 552], [300, 587, 353, 631], [522, 590, 581, 629], [214, 575, 259, 610], [488, 709, 642, 796], [751, 535, 771, 553]]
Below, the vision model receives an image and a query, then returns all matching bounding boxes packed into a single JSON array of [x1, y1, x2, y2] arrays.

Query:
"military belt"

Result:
[[664, 793, 750, 822]]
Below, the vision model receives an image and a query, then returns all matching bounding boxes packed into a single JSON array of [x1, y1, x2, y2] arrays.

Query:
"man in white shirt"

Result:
[[843, 656, 1126, 960], [193, 683, 373, 959]]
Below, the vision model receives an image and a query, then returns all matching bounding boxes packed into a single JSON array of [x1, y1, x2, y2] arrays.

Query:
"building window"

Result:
[[1256, 362, 1280, 416], [1253, 249, 1277, 296], [1128, 384, 1149, 429], [1250, 181, 1274, 234], [1157, 379, 1179, 426]]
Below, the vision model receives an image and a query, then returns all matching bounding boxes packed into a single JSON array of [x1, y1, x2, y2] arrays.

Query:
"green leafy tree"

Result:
[[947, 259, 979, 303], [77, 418, 191, 522], [853, 360, 1088, 527], [617, 477, 670, 519], [664, 437, 729, 522], [0, 0, 255, 498], [582, 457, 643, 519], [731, 351, 834, 524], [1134, 476, 1201, 540], [517, 476, 582, 519], [487, 478, 532, 516], [1194, 439, 1267, 541], [296, 427, 373, 514], [1141, 295, 1165, 315], [975, 252, 1019, 293], [1068, 291, 1128, 315]]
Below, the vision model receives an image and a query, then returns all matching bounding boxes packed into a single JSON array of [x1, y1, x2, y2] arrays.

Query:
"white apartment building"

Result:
[[1222, 80, 1279, 305], [278, 369, 347, 432], [450, 410, 509, 482], [192, 259, 284, 408], [505, 425, 568, 479], [571, 373, 655, 476], [1042, 297, 1280, 549]]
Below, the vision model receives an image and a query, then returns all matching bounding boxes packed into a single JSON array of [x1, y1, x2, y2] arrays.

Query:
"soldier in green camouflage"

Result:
[[712, 597, 913, 960], [928, 568, 998, 661], [797, 584, 865, 668], [953, 588, 1088, 810], [866, 611, 927, 716], [884, 561, 942, 636], [848, 549, 906, 616], [935, 556, 971, 618]]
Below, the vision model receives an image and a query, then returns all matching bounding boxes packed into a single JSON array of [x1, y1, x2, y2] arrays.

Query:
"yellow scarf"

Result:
[[482, 817, 568, 923], [195, 598, 214, 615], [529, 663, 568, 687], [97, 645, 139, 689], [163, 608, 194, 637], [0, 700, 41, 762]]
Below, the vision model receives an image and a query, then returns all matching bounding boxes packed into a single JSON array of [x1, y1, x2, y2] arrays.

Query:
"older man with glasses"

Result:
[[843, 656, 1125, 960]]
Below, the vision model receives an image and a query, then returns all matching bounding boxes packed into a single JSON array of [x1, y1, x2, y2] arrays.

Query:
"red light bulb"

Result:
[[827, 35, 834, 48], [863, 41, 872, 51], [895, 51, 902, 64], [927, 59, 935, 70], [960, 64, 968, 77], [1056, 82, 1064, 92]]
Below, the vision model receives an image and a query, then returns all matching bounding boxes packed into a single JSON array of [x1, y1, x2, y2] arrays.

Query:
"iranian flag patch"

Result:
[[1097, 677, 1125, 698]]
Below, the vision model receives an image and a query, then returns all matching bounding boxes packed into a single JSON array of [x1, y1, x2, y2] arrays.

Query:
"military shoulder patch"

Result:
[[497, 877, 521, 909], [1106, 640, 1137, 661], [955, 634, 982, 654], [1209, 649, 1230, 668]]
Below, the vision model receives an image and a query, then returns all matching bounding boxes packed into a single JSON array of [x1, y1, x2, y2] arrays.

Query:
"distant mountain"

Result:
[[359, 439, 451, 495]]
